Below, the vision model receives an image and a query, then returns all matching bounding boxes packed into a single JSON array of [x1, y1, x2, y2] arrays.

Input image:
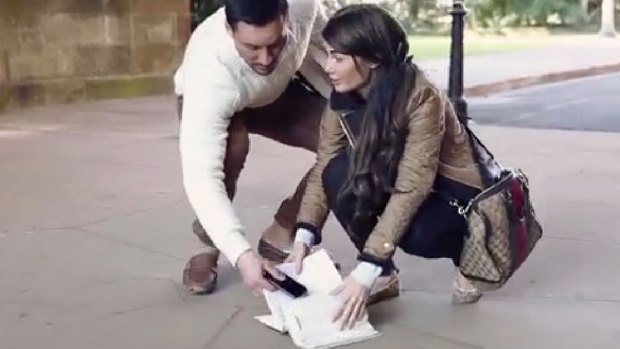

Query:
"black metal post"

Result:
[[448, 1, 468, 124]]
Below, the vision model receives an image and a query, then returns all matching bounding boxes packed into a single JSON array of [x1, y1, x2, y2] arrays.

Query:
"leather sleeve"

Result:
[[295, 108, 347, 243], [360, 88, 446, 264]]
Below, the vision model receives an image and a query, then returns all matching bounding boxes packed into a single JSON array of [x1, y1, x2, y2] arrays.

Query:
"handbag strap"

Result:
[[435, 100, 501, 209], [457, 112, 500, 188], [463, 123, 495, 160]]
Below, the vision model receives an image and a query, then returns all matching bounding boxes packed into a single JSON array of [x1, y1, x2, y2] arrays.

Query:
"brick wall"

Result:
[[0, 0, 190, 111]]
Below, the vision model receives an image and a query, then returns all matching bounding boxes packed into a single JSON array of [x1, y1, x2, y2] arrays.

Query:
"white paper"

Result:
[[254, 315, 286, 333], [296, 249, 343, 295], [256, 262, 302, 333], [255, 249, 380, 349], [282, 293, 380, 349]]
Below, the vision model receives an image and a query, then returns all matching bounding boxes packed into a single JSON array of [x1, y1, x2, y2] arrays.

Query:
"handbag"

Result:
[[448, 122, 544, 290]]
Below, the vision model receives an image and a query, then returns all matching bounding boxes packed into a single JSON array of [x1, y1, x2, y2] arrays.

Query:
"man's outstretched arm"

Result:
[[178, 42, 251, 266]]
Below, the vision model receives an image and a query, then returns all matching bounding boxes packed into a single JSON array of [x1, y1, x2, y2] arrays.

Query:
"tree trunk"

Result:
[[581, 0, 589, 16], [600, 0, 617, 37], [408, 0, 420, 20]]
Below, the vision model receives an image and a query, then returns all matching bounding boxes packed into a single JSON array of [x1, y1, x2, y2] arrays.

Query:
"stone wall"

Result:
[[0, 0, 190, 111]]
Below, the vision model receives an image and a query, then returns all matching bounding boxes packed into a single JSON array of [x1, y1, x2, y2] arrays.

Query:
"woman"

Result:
[[286, 4, 486, 329]]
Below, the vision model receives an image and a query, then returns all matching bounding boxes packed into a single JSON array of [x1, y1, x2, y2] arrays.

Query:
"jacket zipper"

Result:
[[338, 111, 356, 148]]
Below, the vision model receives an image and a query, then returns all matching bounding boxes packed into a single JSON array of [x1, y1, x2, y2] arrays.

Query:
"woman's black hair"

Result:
[[323, 4, 417, 234]]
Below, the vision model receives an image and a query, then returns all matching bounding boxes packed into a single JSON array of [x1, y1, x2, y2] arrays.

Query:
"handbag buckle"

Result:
[[449, 199, 468, 216]]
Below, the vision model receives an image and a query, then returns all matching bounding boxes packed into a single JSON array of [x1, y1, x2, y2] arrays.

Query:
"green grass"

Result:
[[408, 26, 601, 61], [409, 35, 544, 60], [408, 31, 599, 61]]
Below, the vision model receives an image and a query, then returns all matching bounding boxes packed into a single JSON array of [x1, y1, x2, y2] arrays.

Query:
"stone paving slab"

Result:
[[2, 89, 620, 348]]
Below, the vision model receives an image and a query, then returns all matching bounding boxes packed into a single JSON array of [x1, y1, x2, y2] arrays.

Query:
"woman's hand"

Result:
[[285, 242, 311, 274], [331, 275, 370, 330]]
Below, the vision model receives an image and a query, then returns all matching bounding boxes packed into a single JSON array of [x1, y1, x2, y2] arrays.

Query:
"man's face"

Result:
[[229, 16, 288, 76]]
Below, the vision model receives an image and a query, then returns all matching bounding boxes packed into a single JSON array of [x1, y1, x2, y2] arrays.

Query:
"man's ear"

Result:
[[280, 13, 289, 32]]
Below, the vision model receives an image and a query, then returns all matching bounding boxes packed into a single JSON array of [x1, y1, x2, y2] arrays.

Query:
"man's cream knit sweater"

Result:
[[175, 0, 330, 265]]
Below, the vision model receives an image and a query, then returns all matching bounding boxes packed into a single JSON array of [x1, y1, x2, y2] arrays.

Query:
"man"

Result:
[[175, 0, 331, 295]]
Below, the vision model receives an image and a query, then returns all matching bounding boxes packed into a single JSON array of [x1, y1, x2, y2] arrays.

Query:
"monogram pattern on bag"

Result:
[[459, 170, 543, 288], [460, 209, 501, 282]]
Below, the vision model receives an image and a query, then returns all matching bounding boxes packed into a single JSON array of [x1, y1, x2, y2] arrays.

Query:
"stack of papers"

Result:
[[255, 249, 381, 349]]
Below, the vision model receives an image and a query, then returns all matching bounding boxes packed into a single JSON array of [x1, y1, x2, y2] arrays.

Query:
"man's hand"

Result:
[[236, 250, 279, 296], [285, 242, 311, 274], [331, 275, 370, 330]]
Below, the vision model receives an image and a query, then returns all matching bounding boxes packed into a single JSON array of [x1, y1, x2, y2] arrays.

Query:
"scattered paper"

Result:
[[283, 293, 380, 349], [255, 315, 286, 333], [255, 249, 380, 349]]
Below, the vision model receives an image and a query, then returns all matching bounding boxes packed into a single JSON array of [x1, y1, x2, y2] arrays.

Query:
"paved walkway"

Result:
[[1, 43, 620, 348], [470, 72, 620, 132], [419, 35, 620, 94]]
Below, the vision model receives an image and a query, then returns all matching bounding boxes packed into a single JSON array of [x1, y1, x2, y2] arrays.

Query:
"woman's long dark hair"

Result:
[[323, 4, 417, 235]]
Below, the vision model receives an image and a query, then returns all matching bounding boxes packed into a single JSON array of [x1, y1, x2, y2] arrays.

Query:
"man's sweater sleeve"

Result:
[[179, 47, 251, 266]]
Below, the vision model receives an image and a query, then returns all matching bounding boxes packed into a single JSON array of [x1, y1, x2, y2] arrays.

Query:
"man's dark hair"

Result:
[[224, 0, 288, 29]]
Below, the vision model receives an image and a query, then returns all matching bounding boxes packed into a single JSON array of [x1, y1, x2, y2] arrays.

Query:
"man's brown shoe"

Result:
[[182, 249, 219, 295]]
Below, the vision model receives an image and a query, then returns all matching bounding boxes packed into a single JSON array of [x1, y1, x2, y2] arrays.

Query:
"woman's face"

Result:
[[324, 43, 373, 93]]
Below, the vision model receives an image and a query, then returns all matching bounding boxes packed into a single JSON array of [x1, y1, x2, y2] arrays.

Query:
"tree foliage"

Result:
[[188, 0, 609, 32], [470, 0, 584, 27]]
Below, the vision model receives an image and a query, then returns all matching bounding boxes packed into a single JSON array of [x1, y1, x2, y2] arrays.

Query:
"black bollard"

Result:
[[448, 1, 468, 124]]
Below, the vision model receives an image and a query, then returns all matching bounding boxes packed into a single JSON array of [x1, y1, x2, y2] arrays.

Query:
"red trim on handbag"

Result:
[[509, 178, 528, 267]]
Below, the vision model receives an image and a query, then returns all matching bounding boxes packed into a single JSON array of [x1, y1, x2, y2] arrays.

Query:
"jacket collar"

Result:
[[329, 91, 366, 113]]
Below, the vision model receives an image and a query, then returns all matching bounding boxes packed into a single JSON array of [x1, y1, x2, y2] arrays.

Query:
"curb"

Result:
[[465, 62, 620, 97]]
